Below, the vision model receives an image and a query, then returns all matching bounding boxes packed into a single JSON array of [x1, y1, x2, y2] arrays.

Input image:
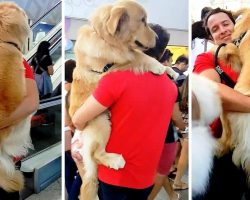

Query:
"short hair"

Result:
[[159, 49, 173, 63], [175, 55, 188, 65], [143, 23, 170, 61], [65, 59, 76, 83], [203, 7, 235, 37]]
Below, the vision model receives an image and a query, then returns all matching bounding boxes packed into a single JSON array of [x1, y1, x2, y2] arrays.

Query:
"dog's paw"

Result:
[[108, 154, 126, 170], [150, 65, 166, 75]]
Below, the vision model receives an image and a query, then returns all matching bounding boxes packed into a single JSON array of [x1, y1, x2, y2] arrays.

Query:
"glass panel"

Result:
[[29, 2, 62, 52], [28, 100, 61, 157]]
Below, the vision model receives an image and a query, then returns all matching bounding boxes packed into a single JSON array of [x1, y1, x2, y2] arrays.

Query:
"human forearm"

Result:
[[218, 83, 250, 112], [172, 103, 186, 131], [0, 79, 39, 129], [72, 95, 107, 131]]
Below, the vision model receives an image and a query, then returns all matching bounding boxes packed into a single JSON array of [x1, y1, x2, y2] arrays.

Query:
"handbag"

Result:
[[34, 56, 53, 97]]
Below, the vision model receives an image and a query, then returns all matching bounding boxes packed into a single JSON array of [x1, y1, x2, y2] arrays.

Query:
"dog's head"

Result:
[[90, 0, 156, 51], [0, 2, 30, 50]]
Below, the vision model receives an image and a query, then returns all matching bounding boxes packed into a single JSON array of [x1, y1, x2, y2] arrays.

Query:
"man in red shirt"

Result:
[[72, 69, 177, 199]]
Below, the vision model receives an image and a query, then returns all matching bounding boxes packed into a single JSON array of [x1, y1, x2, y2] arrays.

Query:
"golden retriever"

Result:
[[0, 2, 32, 192], [214, 8, 250, 183], [69, 0, 169, 199]]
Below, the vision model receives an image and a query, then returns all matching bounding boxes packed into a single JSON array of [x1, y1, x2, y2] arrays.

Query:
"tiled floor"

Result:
[[25, 178, 61, 200], [156, 173, 188, 200]]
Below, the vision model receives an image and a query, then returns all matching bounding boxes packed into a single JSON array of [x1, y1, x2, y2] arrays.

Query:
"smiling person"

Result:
[[193, 7, 250, 200]]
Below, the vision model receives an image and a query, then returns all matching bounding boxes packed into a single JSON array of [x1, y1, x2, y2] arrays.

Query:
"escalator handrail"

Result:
[[30, 1, 61, 30]]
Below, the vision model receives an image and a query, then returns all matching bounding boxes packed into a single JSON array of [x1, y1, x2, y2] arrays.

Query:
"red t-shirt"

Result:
[[193, 52, 239, 137], [23, 59, 34, 79], [93, 70, 177, 189]]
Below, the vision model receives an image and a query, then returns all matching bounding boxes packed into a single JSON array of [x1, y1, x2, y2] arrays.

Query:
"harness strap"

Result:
[[233, 31, 247, 47], [90, 63, 114, 74], [214, 43, 236, 88]]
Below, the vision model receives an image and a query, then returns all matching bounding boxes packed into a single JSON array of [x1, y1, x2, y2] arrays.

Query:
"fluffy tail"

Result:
[[0, 168, 24, 192], [232, 8, 249, 18]]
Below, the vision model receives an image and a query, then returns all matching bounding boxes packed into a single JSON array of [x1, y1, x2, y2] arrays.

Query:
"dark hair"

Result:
[[175, 55, 188, 65], [159, 49, 173, 63], [36, 41, 50, 61], [192, 7, 212, 40], [143, 23, 170, 61], [65, 59, 76, 83], [201, 7, 213, 20], [204, 7, 235, 37]]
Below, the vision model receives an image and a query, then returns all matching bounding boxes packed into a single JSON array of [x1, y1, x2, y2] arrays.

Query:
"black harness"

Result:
[[214, 31, 247, 88], [0, 39, 20, 51], [214, 43, 236, 88], [233, 31, 247, 47], [90, 63, 114, 74]]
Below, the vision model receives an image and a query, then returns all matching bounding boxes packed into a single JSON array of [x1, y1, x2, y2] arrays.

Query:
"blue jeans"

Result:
[[65, 151, 82, 200], [98, 180, 153, 200]]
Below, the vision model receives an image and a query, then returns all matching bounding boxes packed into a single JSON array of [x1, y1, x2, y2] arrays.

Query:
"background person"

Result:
[[144, 23, 186, 200], [31, 41, 54, 99]]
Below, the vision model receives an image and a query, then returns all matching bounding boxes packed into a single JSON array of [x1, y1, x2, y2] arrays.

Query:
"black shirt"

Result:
[[31, 55, 53, 74]]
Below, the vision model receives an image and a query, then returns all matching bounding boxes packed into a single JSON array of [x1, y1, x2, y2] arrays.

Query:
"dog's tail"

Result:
[[0, 168, 24, 192]]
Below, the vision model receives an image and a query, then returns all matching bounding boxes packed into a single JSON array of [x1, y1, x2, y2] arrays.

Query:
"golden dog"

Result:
[[0, 2, 32, 192], [69, 0, 168, 199], [214, 8, 250, 183]]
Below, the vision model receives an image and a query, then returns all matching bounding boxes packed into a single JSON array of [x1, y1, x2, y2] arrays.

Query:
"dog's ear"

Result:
[[107, 6, 128, 35]]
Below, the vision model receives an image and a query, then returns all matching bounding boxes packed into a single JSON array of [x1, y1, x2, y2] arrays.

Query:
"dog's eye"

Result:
[[141, 17, 146, 26]]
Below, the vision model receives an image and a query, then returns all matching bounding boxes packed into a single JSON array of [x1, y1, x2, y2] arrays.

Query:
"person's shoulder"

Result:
[[193, 51, 214, 73]]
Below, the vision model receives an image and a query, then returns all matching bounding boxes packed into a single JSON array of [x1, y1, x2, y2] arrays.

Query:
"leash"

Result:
[[214, 43, 236, 88]]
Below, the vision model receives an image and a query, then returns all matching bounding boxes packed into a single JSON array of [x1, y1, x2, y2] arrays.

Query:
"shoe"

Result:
[[173, 182, 188, 190], [168, 171, 177, 180]]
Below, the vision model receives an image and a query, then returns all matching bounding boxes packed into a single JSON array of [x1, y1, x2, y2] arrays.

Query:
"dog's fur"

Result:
[[213, 8, 250, 183], [0, 2, 32, 192], [192, 74, 220, 196], [69, 1, 169, 199]]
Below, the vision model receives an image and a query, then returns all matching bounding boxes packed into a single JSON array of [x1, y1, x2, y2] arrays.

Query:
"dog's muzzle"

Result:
[[135, 40, 149, 50]]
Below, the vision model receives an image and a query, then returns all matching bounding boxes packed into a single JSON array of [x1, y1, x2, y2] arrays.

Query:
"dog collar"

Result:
[[0, 39, 21, 51], [233, 31, 247, 47], [90, 63, 114, 74]]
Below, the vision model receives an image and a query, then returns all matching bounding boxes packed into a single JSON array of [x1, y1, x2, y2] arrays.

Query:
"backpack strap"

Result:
[[214, 43, 236, 88], [34, 55, 47, 73]]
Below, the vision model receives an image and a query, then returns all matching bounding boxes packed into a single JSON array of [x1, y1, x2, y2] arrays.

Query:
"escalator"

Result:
[[19, 2, 62, 198]]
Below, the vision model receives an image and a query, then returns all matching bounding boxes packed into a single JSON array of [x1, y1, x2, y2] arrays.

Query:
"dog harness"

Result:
[[233, 31, 247, 47], [0, 39, 21, 51], [214, 43, 236, 88], [90, 63, 114, 74]]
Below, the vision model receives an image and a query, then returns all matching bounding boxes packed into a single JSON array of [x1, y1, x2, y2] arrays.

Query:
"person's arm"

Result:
[[200, 69, 250, 112], [47, 65, 54, 75], [172, 102, 186, 131], [72, 95, 108, 131], [0, 78, 39, 129]]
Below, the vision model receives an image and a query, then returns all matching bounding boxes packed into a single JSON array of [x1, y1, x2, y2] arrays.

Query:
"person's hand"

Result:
[[71, 140, 83, 162], [71, 130, 83, 163]]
